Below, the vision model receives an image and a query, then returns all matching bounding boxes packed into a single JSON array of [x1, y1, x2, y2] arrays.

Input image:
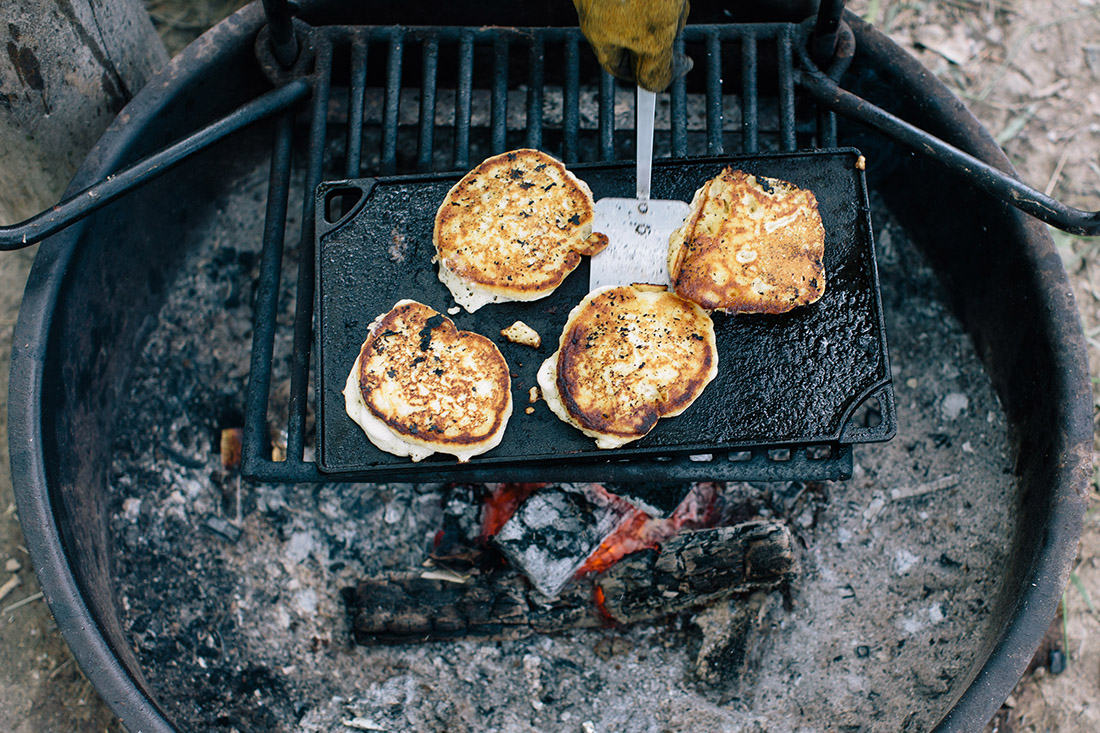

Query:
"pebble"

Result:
[[286, 531, 315, 563], [523, 654, 544, 711], [4, 558, 21, 573], [202, 515, 242, 544], [122, 497, 142, 522], [294, 589, 318, 615], [894, 549, 920, 575], [940, 392, 969, 420]]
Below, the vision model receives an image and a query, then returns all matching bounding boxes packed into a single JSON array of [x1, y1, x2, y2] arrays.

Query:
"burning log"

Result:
[[344, 521, 794, 645], [342, 570, 593, 645], [594, 523, 793, 623]]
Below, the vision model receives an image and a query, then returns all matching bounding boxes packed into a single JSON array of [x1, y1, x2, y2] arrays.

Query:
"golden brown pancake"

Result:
[[537, 285, 718, 449], [433, 149, 609, 312], [668, 168, 826, 314], [342, 300, 512, 462]]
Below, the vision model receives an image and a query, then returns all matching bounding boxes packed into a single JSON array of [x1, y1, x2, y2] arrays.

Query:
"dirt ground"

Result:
[[0, 0, 1097, 731]]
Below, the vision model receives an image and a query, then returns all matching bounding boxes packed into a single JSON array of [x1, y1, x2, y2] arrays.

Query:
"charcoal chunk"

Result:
[[492, 483, 634, 598]]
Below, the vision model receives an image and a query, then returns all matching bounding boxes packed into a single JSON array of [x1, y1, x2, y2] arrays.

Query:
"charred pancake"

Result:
[[343, 300, 512, 462], [537, 285, 718, 449], [668, 167, 826, 314], [434, 149, 609, 312]]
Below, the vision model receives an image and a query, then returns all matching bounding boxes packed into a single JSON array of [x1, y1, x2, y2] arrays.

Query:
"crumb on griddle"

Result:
[[501, 321, 541, 349]]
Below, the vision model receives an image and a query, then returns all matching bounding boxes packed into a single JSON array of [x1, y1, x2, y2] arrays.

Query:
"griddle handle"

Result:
[[797, 66, 1100, 236]]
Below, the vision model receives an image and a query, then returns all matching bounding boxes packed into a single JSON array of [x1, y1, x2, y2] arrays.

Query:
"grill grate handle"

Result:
[[797, 21, 1100, 237]]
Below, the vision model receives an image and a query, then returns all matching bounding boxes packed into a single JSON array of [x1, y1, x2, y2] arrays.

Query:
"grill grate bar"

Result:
[[286, 41, 332, 462], [345, 39, 368, 177], [740, 32, 758, 153], [417, 36, 439, 172], [819, 109, 838, 148], [491, 37, 509, 154], [454, 32, 474, 170], [526, 37, 545, 149], [598, 69, 614, 160], [563, 35, 580, 162], [380, 30, 403, 175], [778, 27, 797, 151], [243, 114, 294, 475], [670, 35, 687, 157], [705, 30, 723, 154]]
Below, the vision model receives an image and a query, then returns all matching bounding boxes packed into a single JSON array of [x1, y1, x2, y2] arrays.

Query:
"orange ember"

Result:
[[480, 483, 545, 540], [592, 585, 614, 623], [576, 482, 721, 578], [577, 509, 654, 575]]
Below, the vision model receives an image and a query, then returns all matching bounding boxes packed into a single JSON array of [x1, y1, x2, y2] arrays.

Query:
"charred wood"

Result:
[[345, 521, 794, 645], [596, 522, 794, 623]]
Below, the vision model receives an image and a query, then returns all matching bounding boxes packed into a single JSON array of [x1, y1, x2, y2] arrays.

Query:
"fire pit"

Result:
[[7, 2, 1091, 731]]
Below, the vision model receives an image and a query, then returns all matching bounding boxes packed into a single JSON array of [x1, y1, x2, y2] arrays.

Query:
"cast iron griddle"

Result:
[[315, 150, 891, 476]]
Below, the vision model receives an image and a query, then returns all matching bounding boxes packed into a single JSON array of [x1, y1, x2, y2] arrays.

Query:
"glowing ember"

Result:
[[592, 585, 614, 622], [577, 482, 721, 577], [480, 483, 544, 540]]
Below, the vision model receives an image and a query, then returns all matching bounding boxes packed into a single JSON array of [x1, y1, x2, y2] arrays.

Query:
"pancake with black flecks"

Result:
[[434, 148, 608, 312], [343, 300, 512, 462], [669, 167, 826, 314], [537, 284, 717, 449]]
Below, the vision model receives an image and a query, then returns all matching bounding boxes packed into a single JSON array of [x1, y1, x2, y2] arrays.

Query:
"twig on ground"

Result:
[[890, 474, 960, 501], [994, 106, 1035, 145], [0, 574, 21, 603], [2, 590, 44, 613], [1044, 145, 1074, 197], [48, 656, 74, 680]]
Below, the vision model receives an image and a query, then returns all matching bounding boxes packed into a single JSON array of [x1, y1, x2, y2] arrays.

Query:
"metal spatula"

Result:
[[589, 86, 691, 290]]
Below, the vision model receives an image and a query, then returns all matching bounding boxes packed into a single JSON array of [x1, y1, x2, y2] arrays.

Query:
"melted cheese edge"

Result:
[[437, 259, 557, 314]]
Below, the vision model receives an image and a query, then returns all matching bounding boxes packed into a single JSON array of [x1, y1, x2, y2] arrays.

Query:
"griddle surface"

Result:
[[316, 150, 890, 475]]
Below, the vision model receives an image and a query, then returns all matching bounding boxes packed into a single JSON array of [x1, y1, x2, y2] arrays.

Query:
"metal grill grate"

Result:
[[241, 23, 886, 483]]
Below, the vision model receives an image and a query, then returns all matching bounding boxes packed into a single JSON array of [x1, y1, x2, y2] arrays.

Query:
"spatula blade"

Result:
[[588, 85, 690, 290], [590, 198, 691, 289]]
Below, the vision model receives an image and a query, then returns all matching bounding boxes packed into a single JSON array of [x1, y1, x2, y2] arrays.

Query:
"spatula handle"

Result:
[[636, 86, 656, 203]]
